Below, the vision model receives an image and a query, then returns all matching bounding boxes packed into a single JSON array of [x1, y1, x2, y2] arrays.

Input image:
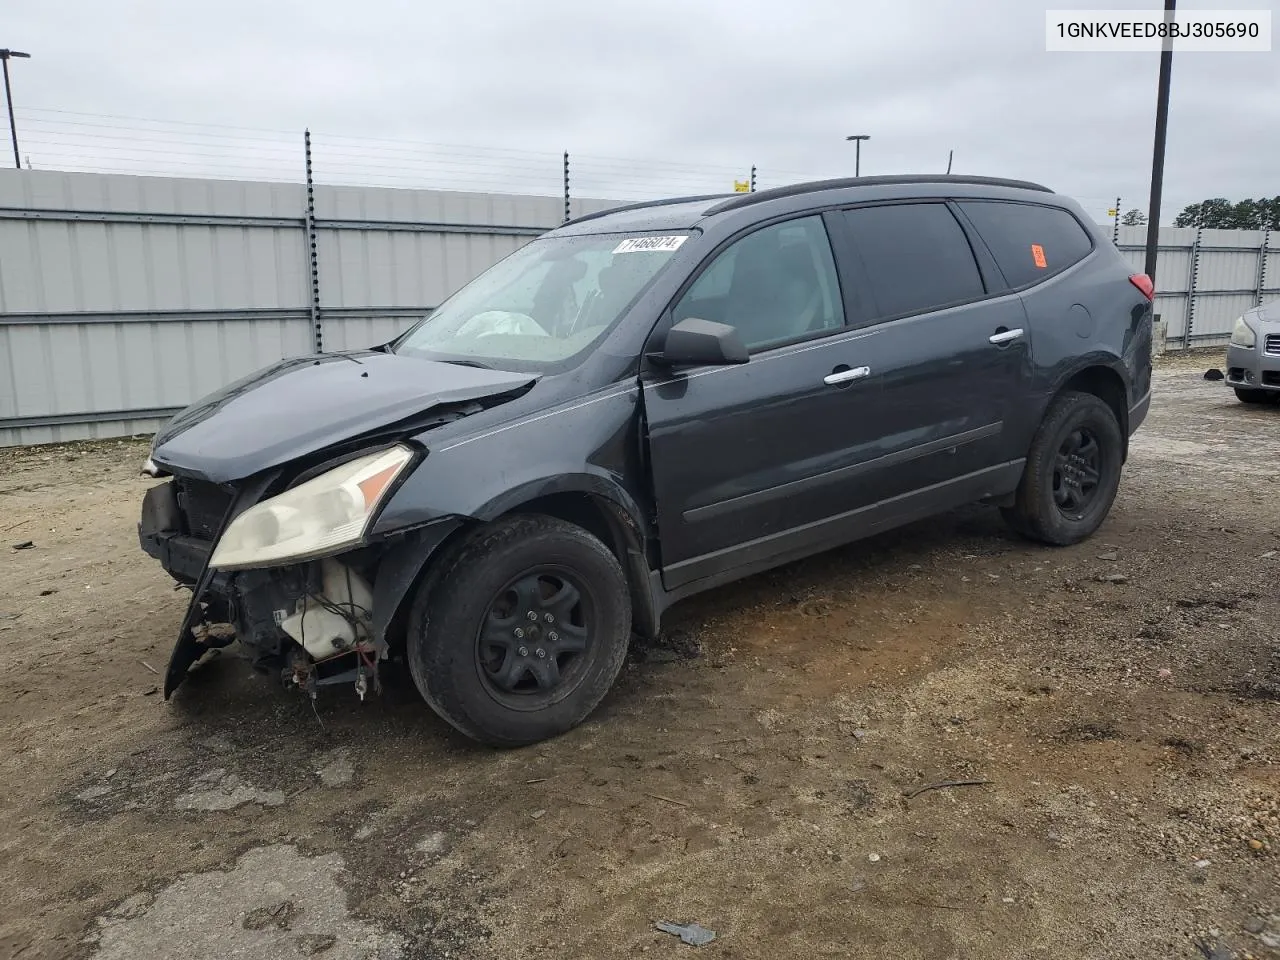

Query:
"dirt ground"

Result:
[[1, 352, 1277, 960]]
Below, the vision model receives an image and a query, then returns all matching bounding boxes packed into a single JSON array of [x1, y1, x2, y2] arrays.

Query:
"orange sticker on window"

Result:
[[1031, 244, 1047, 268]]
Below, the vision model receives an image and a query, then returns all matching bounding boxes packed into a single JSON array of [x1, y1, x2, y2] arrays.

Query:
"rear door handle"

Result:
[[989, 327, 1025, 345], [824, 366, 871, 386]]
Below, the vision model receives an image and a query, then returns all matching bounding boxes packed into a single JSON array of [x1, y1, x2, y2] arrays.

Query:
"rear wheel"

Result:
[[1235, 387, 1273, 404], [406, 514, 631, 746], [1002, 391, 1124, 546]]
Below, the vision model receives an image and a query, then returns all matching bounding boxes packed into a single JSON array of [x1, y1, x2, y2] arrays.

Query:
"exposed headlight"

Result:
[[209, 445, 415, 570], [1230, 316, 1257, 348]]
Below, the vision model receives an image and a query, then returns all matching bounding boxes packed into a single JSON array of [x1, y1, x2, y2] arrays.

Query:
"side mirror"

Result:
[[651, 317, 749, 367]]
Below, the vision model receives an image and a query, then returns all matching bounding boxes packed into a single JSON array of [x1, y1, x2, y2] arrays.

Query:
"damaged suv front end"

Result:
[[138, 221, 691, 717], [138, 353, 541, 701]]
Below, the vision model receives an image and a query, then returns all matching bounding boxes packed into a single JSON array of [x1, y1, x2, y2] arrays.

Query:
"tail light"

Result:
[[1129, 273, 1155, 301]]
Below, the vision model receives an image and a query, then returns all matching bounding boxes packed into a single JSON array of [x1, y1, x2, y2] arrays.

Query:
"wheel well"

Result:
[[508, 492, 617, 555], [504, 492, 660, 639], [1061, 365, 1129, 458]]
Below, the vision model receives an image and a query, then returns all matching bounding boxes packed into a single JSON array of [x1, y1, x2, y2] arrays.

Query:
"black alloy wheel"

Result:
[[406, 514, 631, 746], [1052, 426, 1104, 520], [1001, 390, 1124, 546], [477, 569, 593, 707]]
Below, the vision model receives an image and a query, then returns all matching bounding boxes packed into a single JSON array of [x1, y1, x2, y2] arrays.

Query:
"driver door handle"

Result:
[[989, 327, 1025, 345], [824, 366, 871, 386]]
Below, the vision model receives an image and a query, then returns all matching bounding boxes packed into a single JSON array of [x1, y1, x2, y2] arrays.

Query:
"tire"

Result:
[[1002, 390, 1124, 546], [406, 514, 631, 746], [1235, 387, 1273, 404]]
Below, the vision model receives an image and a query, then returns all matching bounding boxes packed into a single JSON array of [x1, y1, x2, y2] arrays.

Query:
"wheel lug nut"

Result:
[[535, 648, 546, 658], [514, 627, 524, 638], [526, 610, 538, 621], [548, 631, 558, 642], [544, 613, 554, 623], [518, 646, 529, 657]]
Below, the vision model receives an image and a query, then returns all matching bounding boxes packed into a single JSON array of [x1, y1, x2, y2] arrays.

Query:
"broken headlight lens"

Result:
[[209, 445, 414, 570]]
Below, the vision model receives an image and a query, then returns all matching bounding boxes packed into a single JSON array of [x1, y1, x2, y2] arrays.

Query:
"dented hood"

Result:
[[151, 352, 536, 483]]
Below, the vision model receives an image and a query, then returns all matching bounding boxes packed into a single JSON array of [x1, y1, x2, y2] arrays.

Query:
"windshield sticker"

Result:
[[613, 235, 688, 254], [1031, 243, 1048, 268]]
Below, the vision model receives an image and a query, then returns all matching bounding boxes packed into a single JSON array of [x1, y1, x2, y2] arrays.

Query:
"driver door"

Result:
[[641, 214, 885, 590]]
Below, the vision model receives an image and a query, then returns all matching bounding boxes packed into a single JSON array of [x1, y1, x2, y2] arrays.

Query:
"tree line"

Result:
[[1116, 198, 1280, 230], [1172, 197, 1280, 229]]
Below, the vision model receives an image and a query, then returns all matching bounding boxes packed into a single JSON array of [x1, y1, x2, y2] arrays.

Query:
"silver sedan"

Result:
[[1225, 300, 1280, 404]]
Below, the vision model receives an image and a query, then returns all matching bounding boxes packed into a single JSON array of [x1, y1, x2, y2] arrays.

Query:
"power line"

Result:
[[12, 106, 897, 200], [16, 105, 299, 135], [19, 109, 761, 178]]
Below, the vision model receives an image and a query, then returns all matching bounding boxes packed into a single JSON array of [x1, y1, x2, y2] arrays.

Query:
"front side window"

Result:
[[958, 201, 1094, 289], [672, 216, 844, 352], [394, 232, 688, 371], [839, 202, 986, 322]]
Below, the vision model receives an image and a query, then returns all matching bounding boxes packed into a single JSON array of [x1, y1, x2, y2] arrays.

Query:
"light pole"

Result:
[[846, 134, 870, 177], [1, 49, 31, 169], [1143, 0, 1175, 283]]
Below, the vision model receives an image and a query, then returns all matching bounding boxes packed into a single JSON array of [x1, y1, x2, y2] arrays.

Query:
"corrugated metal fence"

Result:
[[1113, 224, 1278, 348], [1, 171, 1276, 447], [0, 170, 617, 446]]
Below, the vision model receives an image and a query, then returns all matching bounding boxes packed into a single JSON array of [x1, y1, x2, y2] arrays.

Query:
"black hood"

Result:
[[151, 352, 537, 483]]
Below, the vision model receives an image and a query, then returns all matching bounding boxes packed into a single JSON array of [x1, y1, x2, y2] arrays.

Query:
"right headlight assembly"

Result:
[[210, 444, 415, 570], [1230, 316, 1257, 349]]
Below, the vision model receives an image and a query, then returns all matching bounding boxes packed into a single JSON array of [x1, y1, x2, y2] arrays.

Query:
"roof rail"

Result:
[[559, 193, 734, 229], [703, 174, 1054, 215]]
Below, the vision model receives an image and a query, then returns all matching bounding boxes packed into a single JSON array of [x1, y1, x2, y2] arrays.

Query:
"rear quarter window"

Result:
[[958, 201, 1094, 289]]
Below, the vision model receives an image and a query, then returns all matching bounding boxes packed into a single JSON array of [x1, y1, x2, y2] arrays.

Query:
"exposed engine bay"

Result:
[[234, 556, 384, 701], [139, 470, 399, 703], [181, 551, 386, 701]]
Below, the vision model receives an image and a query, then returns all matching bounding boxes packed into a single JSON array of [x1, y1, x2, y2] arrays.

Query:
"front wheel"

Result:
[[1002, 391, 1124, 546], [406, 514, 631, 746], [1235, 387, 1273, 404]]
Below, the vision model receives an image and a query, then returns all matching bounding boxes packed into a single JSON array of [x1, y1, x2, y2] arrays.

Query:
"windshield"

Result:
[[392, 232, 690, 371]]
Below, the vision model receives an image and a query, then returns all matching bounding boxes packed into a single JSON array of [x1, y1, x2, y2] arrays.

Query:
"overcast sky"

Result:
[[7, 0, 1279, 222]]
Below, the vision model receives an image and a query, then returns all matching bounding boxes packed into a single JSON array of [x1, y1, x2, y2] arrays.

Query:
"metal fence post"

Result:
[[1182, 225, 1202, 350], [1257, 228, 1271, 306], [750, 165, 757, 193], [304, 130, 323, 353], [563, 151, 570, 223]]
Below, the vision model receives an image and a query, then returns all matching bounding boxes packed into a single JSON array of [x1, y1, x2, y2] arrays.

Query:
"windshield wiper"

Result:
[[438, 358, 493, 370]]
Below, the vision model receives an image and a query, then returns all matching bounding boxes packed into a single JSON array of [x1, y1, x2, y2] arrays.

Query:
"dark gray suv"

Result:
[[139, 175, 1155, 745]]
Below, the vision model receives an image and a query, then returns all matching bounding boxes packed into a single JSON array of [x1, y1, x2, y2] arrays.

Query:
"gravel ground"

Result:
[[1, 351, 1277, 960]]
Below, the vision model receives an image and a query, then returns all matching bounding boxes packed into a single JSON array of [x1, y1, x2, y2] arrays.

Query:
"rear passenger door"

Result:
[[825, 201, 1034, 493], [953, 200, 1099, 448]]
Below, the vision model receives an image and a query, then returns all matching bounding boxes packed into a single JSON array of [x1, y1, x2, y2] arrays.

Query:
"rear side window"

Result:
[[839, 203, 985, 321], [958, 201, 1094, 289]]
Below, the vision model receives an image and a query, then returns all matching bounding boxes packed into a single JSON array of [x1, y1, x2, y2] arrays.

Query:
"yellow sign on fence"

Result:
[[734, 180, 751, 193]]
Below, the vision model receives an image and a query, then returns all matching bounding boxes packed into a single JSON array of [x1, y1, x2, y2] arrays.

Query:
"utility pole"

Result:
[[946, 149, 953, 174], [1, 49, 32, 169], [1143, 0, 1175, 282], [846, 134, 870, 177]]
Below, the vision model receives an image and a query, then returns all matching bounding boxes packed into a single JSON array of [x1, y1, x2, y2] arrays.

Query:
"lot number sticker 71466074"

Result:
[[613, 236, 688, 254]]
